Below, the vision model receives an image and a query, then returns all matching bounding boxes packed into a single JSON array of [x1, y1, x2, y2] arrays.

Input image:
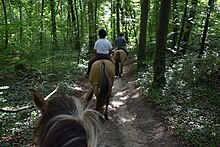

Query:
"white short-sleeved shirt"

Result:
[[94, 39, 113, 54]]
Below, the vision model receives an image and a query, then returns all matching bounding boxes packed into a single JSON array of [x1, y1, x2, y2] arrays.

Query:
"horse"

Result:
[[85, 59, 115, 120], [30, 87, 103, 147], [113, 49, 128, 78]]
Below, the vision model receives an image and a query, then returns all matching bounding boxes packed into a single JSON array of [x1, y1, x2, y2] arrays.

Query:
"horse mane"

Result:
[[35, 95, 103, 147]]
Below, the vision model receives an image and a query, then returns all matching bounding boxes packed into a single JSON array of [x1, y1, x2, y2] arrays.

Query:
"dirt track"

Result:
[[76, 60, 188, 147]]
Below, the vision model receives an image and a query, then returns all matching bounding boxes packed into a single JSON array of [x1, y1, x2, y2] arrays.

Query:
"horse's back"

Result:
[[89, 60, 115, 85]]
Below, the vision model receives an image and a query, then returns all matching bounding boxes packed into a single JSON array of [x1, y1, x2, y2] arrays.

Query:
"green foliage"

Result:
[[0, 46, 87, 145], [138, 50, 220, 146]]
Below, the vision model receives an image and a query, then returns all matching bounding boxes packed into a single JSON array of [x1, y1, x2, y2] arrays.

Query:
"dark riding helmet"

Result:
[[98, 29, 107, 38], [119, 32, 124, 37]]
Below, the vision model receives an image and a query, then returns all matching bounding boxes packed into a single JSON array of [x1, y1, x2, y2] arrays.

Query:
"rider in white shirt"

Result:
[[85, 29, 113, 78]]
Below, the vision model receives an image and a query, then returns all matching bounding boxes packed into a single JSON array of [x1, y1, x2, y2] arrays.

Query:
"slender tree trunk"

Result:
[[2, 0, 8, 50], [40, 0, 44, 49], [66, 9, 71, 44], [131, 9, 138, 47], [111, 1, 116, 41], [176, 0, 188, 53], [50, 0, 58, 50], [50, 0, 58, 72], [153, 0, 171, 87], [73, 0, 81, 65], [88, 0, 94, 53], [94, 2, 98, 41], [116, 0, 120, 35], [198, 0, 214, 58], [19, 5, 23, 43], [137, 0, 150, 70], [69, 0, 80, 51], [181, 0, 198, 53], [148, 1, 160, 42], [172, 0, 179, 50]]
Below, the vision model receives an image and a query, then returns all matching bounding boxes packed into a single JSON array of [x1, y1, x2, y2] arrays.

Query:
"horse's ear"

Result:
[[30, 89, 48, 113]]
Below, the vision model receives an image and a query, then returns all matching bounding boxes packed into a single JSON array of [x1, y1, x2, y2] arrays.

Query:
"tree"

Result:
[[171, 0, 179, 50], [137, 0, 150, 70], [116, 0, 120, 35], [198, 0, 214, 58], [153, 0, 172, 87], [50, 0, 58, 50], [181, 0, 198, 53], [88, 0, 95, 53], [176, 0, 188, 53], [40, 0, 44, 50], [2, 0, 8, 50], [73, 0, 81, 64]]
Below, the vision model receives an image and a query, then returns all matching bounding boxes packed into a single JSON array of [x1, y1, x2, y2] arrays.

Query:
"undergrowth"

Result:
[[137, 51, 220, 146], [0, 48, 88, 146]]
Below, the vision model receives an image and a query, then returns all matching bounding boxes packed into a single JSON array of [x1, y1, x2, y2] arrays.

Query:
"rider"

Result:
[[114, 33, 128, 56], [85, 29, 113, 78]]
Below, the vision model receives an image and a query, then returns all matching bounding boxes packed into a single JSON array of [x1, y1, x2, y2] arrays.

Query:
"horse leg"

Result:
[[119, 63, 122, 78], [104, 97, 109, 120]]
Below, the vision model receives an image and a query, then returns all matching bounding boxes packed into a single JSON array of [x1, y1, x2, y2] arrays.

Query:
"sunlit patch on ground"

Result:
[[111, 100, 124, 108], [115, 91, 126, 97]]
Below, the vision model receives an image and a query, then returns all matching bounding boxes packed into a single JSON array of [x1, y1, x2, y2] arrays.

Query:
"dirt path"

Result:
[[76, 60, 188, 147]]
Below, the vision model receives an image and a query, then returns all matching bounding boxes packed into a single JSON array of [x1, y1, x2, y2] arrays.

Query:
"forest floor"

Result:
[[74, 59, 189, 147]]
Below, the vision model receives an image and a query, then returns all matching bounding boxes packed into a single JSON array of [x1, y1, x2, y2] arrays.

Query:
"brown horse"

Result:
[[86, 59, 115, 120], [30, 87, 102, 147], [113, 49, 127, 78]]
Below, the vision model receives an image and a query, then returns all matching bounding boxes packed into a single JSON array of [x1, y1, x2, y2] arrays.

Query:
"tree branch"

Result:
[[0, 105, 34, 113]]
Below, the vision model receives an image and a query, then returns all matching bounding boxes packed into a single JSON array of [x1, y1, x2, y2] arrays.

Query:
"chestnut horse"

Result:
[[113, 49, 127, 78], [86, 59, 115, 120], [30, 87, 102, 147]]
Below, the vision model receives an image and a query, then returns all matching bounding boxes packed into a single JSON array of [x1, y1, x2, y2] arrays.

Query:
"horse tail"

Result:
[[97, 62, 109, 107], [115, 51, 120, 77]]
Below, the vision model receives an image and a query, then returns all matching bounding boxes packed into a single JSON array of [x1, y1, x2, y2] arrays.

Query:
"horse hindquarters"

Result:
[[96, 62, 110, 120]]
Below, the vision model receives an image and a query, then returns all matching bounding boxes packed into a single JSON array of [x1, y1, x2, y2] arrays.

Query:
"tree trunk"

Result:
[[111, 1, 116, 41], [171, 0, 179, 50], [153, 0, 171, 87], [131, 9, 138, 47], [137, 0, 150, 70], [40, 0, 44, 49], [68, 0, 81, 52], [176, 0, 188, 53], [181, 0, 198, 53], [148, 1, 160, 42], [116, 0, 120, 35], [88, 0, 95, 53], [50, 0, 58, 50], [19, 5, 23, 44], [2, 0, 8, 50], [73, 0, 81, 65], [198, 0, 214, 58]]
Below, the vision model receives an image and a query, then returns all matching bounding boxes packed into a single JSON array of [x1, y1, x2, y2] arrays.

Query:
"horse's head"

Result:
[[30, 88, 103, 147]]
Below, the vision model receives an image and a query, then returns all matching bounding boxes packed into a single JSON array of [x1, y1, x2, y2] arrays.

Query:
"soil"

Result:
[[74, 59, 189, 147]]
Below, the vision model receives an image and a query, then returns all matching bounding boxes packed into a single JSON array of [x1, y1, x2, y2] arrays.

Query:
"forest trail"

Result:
[[76, 59, 187, 147]]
